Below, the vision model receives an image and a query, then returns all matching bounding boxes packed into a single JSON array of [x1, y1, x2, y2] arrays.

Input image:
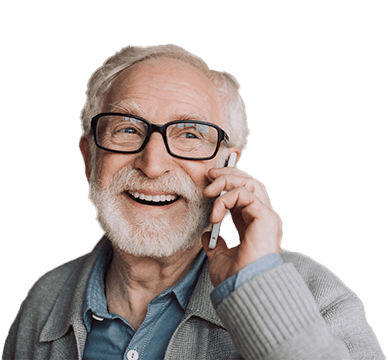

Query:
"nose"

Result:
[[133, 132, 176, 178]]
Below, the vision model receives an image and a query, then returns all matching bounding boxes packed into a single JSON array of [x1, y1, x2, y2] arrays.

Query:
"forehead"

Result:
[[103, 57, 225, 127]]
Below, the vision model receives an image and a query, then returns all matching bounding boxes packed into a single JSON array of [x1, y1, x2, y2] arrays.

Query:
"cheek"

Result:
[[94, 152, 133, 188], [182, 163, 215, 191]]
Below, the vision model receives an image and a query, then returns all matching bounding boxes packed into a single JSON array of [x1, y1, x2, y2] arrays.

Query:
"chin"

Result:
[[98, 208, 211, 258]]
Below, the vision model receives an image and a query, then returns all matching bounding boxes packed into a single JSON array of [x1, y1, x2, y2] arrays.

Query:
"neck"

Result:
[[105, 240, 202, 329]]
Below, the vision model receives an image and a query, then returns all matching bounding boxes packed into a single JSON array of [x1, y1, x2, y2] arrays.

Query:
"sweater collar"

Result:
[[39, 237, 225, 352], [39, 237, 109, 354], [83, 241, 207, 332]]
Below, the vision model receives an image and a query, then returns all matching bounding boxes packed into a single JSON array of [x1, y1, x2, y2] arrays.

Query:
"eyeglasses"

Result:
[[90, 113, 230, 161]]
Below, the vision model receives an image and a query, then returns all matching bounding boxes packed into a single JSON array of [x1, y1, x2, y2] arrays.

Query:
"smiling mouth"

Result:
[[126, 191, 181, 206]]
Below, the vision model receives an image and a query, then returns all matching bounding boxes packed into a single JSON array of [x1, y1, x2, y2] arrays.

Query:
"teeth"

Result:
[[129, 192, 178, 203]]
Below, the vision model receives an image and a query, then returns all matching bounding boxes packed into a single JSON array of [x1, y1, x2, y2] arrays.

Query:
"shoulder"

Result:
[[280, 248, 347, 284], [9, 241, 105, 330], [4, 238, 108, 358], [14, 253, 85, 323], [280, 248, 336, 276], [27, 252, 89, 303], [24, 238, 107, 308], [279, 249, 358, 310]]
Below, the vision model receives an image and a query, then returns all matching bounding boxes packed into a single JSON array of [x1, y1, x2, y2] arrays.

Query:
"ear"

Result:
[[80, 136, 92, 182]]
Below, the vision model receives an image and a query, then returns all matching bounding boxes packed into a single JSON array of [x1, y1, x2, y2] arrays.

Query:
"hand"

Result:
[[202, 167, 282, 287]]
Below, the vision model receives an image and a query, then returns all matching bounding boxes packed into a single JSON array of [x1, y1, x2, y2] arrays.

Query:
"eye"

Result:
[[181, 132, 199, 139], [119, 127, 137, 134]]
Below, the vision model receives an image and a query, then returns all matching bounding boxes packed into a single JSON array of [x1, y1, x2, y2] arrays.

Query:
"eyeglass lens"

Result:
[[95, 115, 220, 159]]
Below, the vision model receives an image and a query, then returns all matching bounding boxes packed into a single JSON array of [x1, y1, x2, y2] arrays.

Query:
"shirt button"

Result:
[[127, 350, 139, 360], [91, 314, 104, 321]]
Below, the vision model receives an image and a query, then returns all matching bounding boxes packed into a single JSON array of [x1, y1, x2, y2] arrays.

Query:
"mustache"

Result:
[[106, 166, 203, 201]]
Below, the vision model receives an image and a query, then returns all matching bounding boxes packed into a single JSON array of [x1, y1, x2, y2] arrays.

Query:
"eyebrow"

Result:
[[106, 97, 146, 118], [172, 113, 209, 122]]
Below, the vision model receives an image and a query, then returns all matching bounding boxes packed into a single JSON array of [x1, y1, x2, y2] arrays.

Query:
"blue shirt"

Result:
[[82, 241, 283, 360]]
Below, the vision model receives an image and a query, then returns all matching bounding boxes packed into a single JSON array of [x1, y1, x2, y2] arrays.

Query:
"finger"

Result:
[[210, 187, 260, 224], [204, 174, 260, 199], [205, 171, 272, 209], [208, 167, 252, 180]]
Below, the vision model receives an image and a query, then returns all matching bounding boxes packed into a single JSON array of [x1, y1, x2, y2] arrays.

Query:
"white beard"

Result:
[[89, 166, 216, 258]]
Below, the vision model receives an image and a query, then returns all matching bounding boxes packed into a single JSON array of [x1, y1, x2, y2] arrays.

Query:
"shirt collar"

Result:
[[168, 249, 207, 309], [83, 241, 206, 332], [83, 241, 113, 331]]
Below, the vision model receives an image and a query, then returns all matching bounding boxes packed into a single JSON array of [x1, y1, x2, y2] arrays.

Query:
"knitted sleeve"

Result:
[[215, 261, 385, 360]]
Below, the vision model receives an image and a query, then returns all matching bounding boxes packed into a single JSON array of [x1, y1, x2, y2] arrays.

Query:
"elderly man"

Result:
[[3, 45, 384, 360]]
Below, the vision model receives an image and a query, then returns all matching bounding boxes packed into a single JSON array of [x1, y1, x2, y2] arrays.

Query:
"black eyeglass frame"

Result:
[[90, 112, 230, 161]]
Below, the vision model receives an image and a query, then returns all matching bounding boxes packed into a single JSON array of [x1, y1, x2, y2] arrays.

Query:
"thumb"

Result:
[[202, 232, 228, 258], [201, 232, 212, 254]]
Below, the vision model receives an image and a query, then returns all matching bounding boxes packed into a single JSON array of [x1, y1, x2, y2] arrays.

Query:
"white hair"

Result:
[[80, 44, 249, 151]]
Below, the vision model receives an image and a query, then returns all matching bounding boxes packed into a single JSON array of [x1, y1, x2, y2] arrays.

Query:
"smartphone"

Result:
[[208, 152, 237, 249]]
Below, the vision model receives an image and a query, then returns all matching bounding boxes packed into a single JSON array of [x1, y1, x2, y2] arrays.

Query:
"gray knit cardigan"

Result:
[[3, 237, 385, 359]]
